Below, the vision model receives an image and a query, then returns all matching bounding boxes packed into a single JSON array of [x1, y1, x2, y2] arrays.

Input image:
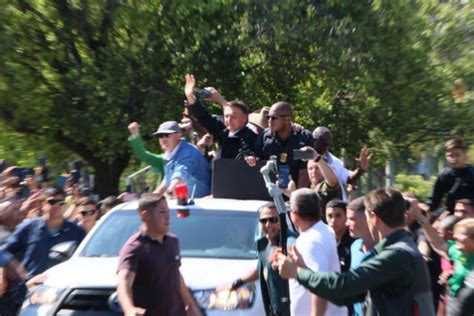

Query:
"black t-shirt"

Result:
[[427, 165, 474, 212]]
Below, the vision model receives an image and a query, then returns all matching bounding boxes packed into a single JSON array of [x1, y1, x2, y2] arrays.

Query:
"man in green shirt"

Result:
[[274, 187, 435, 316], [127, 122, 164, 185]]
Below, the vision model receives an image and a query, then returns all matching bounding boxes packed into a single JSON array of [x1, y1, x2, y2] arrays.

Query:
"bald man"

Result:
[[313, 127, 372, 201], [249, 101, 313, 188]]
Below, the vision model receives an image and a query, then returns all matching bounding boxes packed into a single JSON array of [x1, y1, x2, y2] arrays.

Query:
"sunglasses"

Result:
[[266, 114, 289, 121], [80, 209, 96, 216], [157, 133, 176, 139], [259, 216, 279, 224], [47, 199, 65, 206]]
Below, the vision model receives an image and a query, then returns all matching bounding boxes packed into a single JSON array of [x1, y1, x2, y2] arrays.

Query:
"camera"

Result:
[[193, 88, 211, 100]]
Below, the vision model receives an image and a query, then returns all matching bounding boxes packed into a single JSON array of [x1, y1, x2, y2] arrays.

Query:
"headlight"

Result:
[[29, 286, 63, 306], [193, 283, 256, 310]]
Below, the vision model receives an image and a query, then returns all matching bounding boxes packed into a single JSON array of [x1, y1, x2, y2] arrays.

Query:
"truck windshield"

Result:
[[79, 209, 259, 259]]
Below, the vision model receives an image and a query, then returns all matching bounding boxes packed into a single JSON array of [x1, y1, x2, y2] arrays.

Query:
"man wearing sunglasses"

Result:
[[153, 121, 211, 198], [223, 203, 296, 316], [1, 187, 85, 277], [0, 187, 85, 308], [76, 197, 99, 234], [247, 102, 313, 188]]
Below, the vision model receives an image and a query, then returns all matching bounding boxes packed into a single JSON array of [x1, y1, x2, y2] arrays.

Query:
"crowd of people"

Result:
[[0, 165, 122, 315], [0, 73, 473, 315]]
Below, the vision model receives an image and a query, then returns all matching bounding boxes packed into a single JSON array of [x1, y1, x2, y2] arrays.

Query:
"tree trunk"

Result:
[[92, 155, 130, 199]]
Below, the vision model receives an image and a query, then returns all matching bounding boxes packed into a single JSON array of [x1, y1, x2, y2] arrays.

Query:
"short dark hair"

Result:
[[364, 188, 405, 228], [445, 137, 468, 151], [226, 100, 249, 115], [258, 202, 277, 213], [326, 200, 347, 211], [99, 196, 122, 209], [138, 193, 165, 213], [290, 188, 321, 221], [347, 197, 365, 213], [77, 196, 97, 208], [455, 198, 474, 206], [44, 187, 66, 198]]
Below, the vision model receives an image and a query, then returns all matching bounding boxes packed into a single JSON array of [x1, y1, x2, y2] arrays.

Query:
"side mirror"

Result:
[[49, 241, 77, 263]]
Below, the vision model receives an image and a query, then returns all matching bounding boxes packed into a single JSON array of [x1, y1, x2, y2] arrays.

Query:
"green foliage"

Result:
[[394, 173, 436, 201], [0, 0, 471, 195]]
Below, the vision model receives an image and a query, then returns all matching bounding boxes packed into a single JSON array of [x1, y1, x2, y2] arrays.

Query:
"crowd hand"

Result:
[[244, 156, 258, 167], [20, 193, 41, 212], [288, 245, 307, 269], [184, 74, 197, 104], [356, 147, 373, 172], [125, 307, 146, 316], [197, 133, 213, 148], [277, 253, 298, 279], [269, 247, 283, 270], [280, 178, 296, 198], [292, 123, 305, 132], [128, 122, 140, 136], [406, 198, 428, 223], [204, 87, 226, 105], [26, 273, 48, 292], [438, 270, 453, 286], [180, 117, 193, 131], [432, 210, 451, 230]]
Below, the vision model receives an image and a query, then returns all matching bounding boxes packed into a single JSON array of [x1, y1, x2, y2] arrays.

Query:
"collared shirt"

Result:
[[163, 139, 183, 161], [118, 230, 185, 316], [163, 140, 211, 198], [1, 217, 85, 279], [254, 128, 313, 183]]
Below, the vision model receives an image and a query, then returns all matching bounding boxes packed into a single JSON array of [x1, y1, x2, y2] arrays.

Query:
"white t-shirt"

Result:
[[326, 152, 350, 201], [290, 221, 347, 316]]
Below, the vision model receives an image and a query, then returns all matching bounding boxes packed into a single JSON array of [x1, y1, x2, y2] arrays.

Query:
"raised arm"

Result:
[[409, 200, 449, 259], [348, 147, 372, 185], [127, 122, 164, 170]]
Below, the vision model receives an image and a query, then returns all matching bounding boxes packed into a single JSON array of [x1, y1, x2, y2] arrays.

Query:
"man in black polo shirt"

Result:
[[247, 101, 313, 188], [117, 193, 201, 316], [184, 74, 257, 160]]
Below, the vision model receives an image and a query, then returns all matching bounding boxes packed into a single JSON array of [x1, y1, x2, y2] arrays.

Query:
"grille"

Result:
[[58, 288, 116, 311]]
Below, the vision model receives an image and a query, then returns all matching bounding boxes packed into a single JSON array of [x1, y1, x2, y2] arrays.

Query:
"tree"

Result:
[[0, 0, 471, 196]]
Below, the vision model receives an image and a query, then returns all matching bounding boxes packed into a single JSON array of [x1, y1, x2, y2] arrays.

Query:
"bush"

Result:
[[394, 174, 436, 201]]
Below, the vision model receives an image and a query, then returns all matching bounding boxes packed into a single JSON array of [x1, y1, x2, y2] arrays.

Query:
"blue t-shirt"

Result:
[[0, 249, 13, 267], [1, 217, 85, 278], [350, 238, 376, 316]]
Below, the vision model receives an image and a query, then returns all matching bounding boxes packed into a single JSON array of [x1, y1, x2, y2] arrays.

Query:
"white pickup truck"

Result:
[[20, 198, 268, 316]]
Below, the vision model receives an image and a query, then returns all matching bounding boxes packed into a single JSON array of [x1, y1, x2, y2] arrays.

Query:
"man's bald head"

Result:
[[270, 101, 293, 117], [312, 126, 333, 154]]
